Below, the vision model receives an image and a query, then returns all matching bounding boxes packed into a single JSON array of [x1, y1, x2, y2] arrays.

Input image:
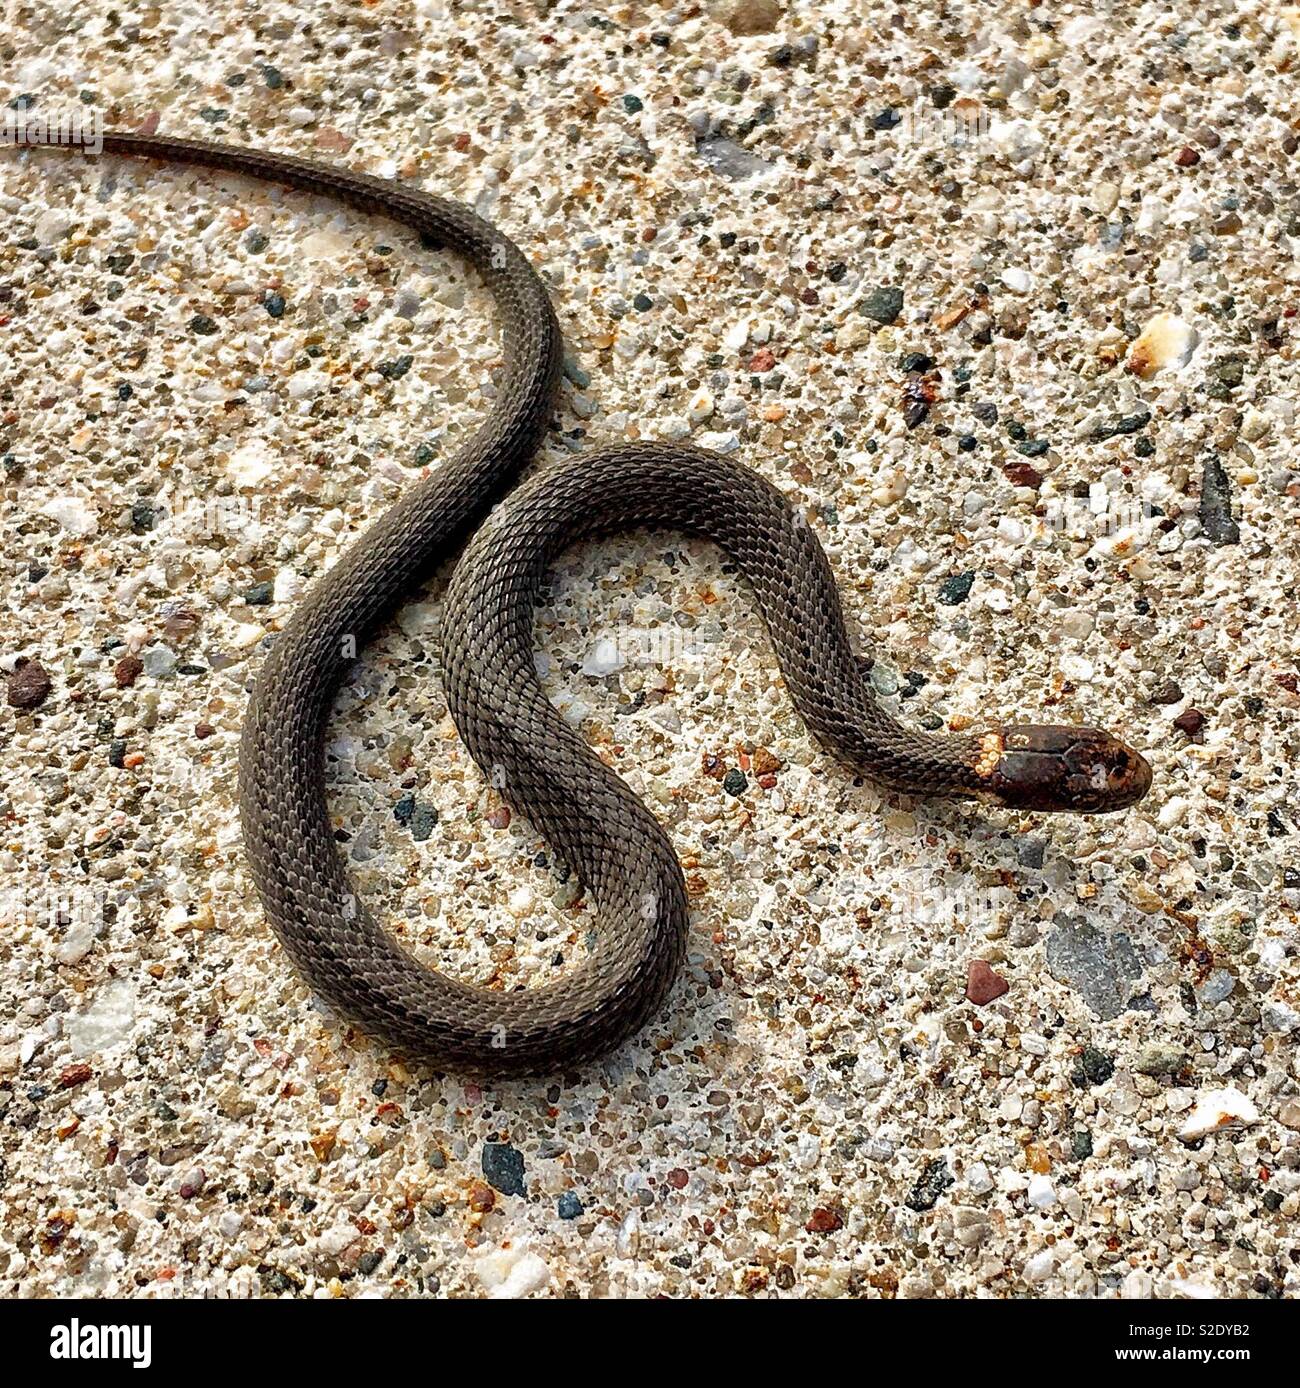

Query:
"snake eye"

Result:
[[987, 725, 1151, 813]]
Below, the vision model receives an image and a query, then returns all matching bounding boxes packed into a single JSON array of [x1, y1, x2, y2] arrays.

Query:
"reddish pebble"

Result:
[[1002, 461, 1043, 489], [1173, 707, 1206, 738], [666, 1167, 689, 1190], [178, 1168, 206, 1199], [486, 806, 511, 829], [7, 659, 52, 710], [58, 1063, 93, 1089], [966, 959, 1009, 1006], [314, 126, 354, 154], [747, 347, 777, 372], [467, 1181, 496, 1213], [114, 654, 144, 688], [195, 722, 216, 739], [1175, 145, 1201, 167], [805, 1206, 843, 1234]]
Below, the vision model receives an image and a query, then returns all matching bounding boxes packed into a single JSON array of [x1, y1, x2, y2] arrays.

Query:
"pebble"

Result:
[[723, 0, 782, 36], [40, 495, 98, 536], [859, 286, 904, 325], [142, 647, 177, 679], [1072, 1046, 1116, 1088], [965, 960, 1009, 1006], [937, 571, 975, 605], [1172, 708, 1205, 738], [1059, 654, 1094, 683], [580, 638, 623, 677], [1133, 1042, 1186, 1076], [1127, 312, 1199, 377], [287, 370, 330, 400], [481, 1142, 526, 1197], [6, 659, 52, 709], [696, 137, 774, 181], [1195, 969, 1235, 1006], [64, 979, 136, 1056], [1262, 1001, 1300, 1034], [963, 1163, 993, 1197], [473, 1246, 551, 1299], [999, 267, 1033, 294], [1199, 454, 1240, 545], [1045, 919, 1143, 1020], [113, 654, 144, 688], [905, 1158, 954, 1212], [1157, 797, 1190, 829], [1177, 1087, 1260, 1143], [722, 769, 748, 797], [1026, 1175, 1056, 1210], [226, 442, 273, 488]]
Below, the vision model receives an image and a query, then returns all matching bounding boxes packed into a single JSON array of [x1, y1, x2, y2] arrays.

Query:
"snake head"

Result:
[[977, 725, 1152, 814]]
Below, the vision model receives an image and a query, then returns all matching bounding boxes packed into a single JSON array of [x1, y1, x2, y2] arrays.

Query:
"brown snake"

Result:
[[26, 133, 1152, 1074]]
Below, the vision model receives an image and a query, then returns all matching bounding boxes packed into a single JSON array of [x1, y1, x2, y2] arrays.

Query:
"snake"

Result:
[[25, 132, 1152, 1074]]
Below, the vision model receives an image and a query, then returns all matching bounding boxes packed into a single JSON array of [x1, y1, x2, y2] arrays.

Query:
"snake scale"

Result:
[[26, 133, 1152, 1073]]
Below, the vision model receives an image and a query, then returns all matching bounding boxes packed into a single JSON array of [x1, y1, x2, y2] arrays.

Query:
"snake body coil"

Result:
[[27, 134, 1152, 1073]]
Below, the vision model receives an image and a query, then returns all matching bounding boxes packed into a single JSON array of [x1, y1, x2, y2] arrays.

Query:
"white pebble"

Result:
[[1128, 312, 1198, 378], [687, 388, 714, 423], [1157, 796, 1190, 829], [1000, 267, 1034, 294], [1027, 1174, 1057, 1209], [1262, 1001, 1300, 1034], [41, 495, 98, 537], [1135, 195, 1166, 234], [474, 1247, 551, 1299], [580, 638, 623, 677], [65, 978, 137, 1056], [34, 209, 72, 244], [1059, 654, 1094, 682], [228, 442, 274, 487], [696, 430, 739, 454], [964, 1162, 994, 1195], [287, 370, 330, 400], [871, 467, 908, 506], [1177, 1087, 1260, 1143]]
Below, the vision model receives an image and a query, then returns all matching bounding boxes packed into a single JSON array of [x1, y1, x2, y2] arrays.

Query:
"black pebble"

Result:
[[937, 571, 976, 605], [905, 1158, 954, 1212], [481, 1141, 526, 1197], [1199, 453, 1240, 544]]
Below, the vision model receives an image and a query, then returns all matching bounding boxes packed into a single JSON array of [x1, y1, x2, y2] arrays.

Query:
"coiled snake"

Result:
[[27, 134, 1152, 1073]]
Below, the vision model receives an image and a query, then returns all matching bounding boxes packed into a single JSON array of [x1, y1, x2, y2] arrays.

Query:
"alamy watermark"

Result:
[[1, 105, 103, 154], [890, 96, 992, 150], [1, 878, 108, 933], [49, 1318, 151, 1368]]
